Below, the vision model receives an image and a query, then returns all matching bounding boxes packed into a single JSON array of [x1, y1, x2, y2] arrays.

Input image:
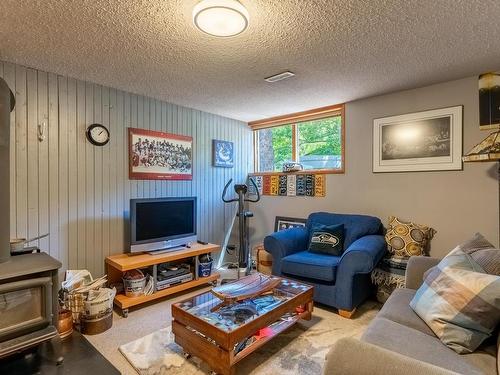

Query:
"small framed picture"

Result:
[[373, 106, 463, 172], [212, 140, 234, 168], [274, 216, 307, 232]]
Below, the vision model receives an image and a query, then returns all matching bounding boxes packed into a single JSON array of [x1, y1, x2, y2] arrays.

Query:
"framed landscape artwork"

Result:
[[274, 216, 307, 232], [129, 127, 193, 180], [212, 139, 234, 168], [373, 106, 463, 172]]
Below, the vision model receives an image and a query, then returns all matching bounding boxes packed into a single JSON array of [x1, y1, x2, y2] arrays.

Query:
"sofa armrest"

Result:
[[324, 338, 458, 375], [263, 227, 309, 261], [334, 235, 386, 309], [405, 256, 441, 290], [338, 235, 387, 274]]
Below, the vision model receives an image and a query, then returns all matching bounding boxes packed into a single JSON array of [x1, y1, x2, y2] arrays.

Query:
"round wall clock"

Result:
[[86, 123, 110, 146]]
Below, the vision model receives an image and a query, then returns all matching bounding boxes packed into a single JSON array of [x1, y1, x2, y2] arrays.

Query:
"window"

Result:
[[250, 104, 344, 173]]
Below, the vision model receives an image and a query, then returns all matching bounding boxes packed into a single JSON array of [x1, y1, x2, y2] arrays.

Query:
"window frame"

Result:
[[249, 104, 345, 175]]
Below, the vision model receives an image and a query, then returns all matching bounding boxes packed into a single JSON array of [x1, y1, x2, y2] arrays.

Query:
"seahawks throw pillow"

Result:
[[308, 224, 345, 256]]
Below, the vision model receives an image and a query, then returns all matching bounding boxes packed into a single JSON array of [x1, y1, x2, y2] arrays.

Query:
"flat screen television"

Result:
[[129, 197, 197, 254]]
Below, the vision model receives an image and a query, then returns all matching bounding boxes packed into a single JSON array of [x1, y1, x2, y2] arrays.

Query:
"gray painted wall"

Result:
[[250, 76, 498, 258], [1, 61, 252, 277]]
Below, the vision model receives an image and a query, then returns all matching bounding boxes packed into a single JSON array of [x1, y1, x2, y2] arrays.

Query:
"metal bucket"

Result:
[[198, 261, 213, 278], [123, 276, 146, 297]]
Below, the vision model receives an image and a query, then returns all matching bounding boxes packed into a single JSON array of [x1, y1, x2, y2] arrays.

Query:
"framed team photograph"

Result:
[[373, 106, 463, 172], [274, 216, 307, 232], [212, 139, 234, 168], [128, 127, 193, 180]]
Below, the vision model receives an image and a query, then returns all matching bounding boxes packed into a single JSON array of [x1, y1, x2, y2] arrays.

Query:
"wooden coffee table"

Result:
[[172, 274, 314, 375]]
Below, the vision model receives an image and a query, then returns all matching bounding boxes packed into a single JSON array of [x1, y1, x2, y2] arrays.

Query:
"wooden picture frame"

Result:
[[128, 127, 193, 180], [274, 216, 307, 232], [373, 106, 463, 172]]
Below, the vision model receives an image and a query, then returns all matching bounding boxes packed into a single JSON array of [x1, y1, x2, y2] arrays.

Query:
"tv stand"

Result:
[[105, 243, 219, 317]]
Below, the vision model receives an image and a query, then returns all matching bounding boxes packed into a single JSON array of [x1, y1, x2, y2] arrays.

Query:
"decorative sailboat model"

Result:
[[211, 273, 282, 305]]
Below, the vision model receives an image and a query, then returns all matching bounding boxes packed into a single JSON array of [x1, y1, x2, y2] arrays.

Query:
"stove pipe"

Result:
[[0, 78, 15, 263]]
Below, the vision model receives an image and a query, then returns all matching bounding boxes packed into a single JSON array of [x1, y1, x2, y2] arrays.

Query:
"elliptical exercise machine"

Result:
[[217, 178, 260, 280]]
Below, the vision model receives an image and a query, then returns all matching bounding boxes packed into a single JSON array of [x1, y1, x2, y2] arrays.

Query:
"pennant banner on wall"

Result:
[[278, 175, 287, 196], [270, 175, 279, 195], [263, 175, 271, 195], [287, 175, 296, 196], [296, 175, 306, 196], [248, 175, 263, 196], [314, 174, 326, 197], [249, 174, 326, 197]]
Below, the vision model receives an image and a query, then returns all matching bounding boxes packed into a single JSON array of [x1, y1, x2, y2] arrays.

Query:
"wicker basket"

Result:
[[256, 244, 273, 275]]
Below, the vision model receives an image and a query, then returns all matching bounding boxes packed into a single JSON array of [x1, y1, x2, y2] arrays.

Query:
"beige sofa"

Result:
[[324, 256, 499, 375]]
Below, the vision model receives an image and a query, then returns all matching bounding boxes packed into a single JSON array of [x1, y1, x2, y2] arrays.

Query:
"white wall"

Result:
[[250, 76, 498, 258], [1, 61, 253, 277]]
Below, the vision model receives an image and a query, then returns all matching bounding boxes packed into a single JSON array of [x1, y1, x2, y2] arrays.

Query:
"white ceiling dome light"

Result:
[[193, 0, 249, 37]]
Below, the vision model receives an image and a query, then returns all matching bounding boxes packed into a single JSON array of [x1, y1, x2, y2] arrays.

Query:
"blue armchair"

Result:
[[264, 212, 387, 317]]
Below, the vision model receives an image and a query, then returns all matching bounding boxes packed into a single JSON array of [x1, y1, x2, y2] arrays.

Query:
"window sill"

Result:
[[249, 168, 344, 176]]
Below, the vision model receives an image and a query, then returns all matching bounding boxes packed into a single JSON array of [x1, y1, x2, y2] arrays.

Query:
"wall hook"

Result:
[[38, 120, 46, 142]]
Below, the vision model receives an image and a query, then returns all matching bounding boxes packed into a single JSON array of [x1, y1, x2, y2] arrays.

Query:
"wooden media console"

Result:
[[105, 243, 220, 317]]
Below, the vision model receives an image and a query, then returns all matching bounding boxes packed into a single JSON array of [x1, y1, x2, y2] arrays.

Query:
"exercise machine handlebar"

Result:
[[245, 178, 261, 203], [222, 179, 237, 203], [221, 178, 261, 203]]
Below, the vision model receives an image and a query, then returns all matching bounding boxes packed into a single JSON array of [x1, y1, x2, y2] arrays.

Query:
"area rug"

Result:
[[119, 303, 379, 375]]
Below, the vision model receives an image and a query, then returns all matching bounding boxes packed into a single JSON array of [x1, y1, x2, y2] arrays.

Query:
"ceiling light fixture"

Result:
[[265, 71, 295, 83], [193, 0, 249, 37]]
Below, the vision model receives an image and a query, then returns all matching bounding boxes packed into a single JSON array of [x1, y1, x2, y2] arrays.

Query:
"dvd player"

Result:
[[156, 272, 193, 290], [156, 263, 193, 291]]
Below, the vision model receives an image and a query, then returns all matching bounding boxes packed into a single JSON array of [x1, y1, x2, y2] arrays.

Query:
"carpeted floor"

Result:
[[84, 285, 380, 375]]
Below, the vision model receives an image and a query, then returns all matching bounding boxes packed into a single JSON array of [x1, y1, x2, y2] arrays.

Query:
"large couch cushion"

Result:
[[281, 251, 340, 282], [362, 317, 496, 375], [377, 288, 435, 337], [307, 212, 382, 251]]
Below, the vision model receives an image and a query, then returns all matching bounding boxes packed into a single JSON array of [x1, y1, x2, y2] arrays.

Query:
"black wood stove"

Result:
[[0, 78, 62, 363]]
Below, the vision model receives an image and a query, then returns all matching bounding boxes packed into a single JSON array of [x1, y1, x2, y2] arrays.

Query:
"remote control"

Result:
[[197, 240, 208, 245]]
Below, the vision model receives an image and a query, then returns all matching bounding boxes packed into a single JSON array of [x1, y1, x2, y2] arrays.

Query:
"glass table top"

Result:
[[174, 278, 311, 332]]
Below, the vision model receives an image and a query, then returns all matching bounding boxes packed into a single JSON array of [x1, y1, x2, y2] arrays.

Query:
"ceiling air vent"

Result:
[[265, 71, 295, 83]]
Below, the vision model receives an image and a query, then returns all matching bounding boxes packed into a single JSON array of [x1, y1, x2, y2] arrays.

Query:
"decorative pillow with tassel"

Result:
[[385, 216, 436, 257]]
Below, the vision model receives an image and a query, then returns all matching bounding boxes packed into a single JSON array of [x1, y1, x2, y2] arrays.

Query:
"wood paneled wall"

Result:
[[0, 61, 252, 277]]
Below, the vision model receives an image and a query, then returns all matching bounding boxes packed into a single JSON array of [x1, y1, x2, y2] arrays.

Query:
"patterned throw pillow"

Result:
[[410, 235, 500, 354], [385, 216, 436, 257], [308, 224, 344, 256]]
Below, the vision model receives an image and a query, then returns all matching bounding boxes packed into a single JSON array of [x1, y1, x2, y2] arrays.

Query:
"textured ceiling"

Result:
[[1, 0, 499, 122]]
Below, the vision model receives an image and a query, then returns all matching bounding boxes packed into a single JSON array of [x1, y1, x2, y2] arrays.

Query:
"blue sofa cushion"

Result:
[[281, 251, 341, 282], [307, 212, 383, 251]]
